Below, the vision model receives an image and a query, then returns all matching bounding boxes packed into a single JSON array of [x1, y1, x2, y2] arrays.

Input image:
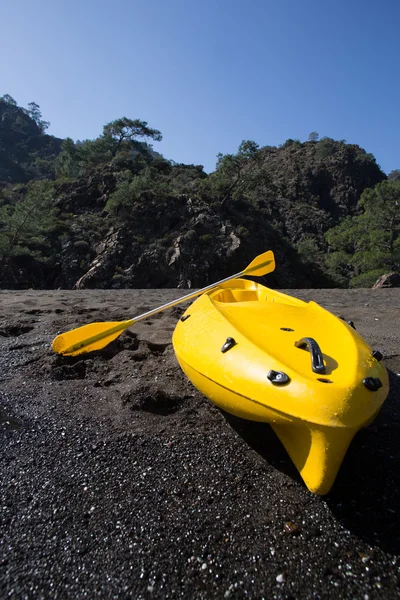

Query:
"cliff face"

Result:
[[51, 168, 310, 290], [246, 140, 385, 244]]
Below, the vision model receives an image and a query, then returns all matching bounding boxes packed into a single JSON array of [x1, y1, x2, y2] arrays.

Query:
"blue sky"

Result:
[[1, 0, 399, 174]]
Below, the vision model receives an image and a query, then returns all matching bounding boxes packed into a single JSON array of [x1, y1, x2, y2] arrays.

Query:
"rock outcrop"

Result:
[[373, 273, 400, 288]]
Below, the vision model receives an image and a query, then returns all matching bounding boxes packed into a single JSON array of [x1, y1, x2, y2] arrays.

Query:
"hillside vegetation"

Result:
[[0, 94, 399, 289]]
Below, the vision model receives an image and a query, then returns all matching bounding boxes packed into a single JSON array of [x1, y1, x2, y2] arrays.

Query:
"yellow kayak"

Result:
[[172, 278, 389, 495]]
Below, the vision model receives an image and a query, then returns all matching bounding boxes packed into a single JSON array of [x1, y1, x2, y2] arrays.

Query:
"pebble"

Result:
[[276, 574, 285, 583], [284, 521, 299, 534]]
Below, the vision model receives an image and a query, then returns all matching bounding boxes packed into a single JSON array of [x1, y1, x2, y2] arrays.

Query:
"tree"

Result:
[[315, 137, 336, 160], [281, 139, 301, 149], [103, 118, 162, 157], [1, 94, 17, 106], [106, 165, 172, 217], [325, 180, 400, 286], [0, 181, 58, 260], [55, 138, 83, 179], [207, 140, 269, 206], [308, 131, 319, 142], [358, 180, 400, 265], [26, 101, 50, 133], [237, 140, 260, 158]]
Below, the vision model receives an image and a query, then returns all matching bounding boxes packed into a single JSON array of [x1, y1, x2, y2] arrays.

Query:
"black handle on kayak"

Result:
[[295, 337, 326, 374]]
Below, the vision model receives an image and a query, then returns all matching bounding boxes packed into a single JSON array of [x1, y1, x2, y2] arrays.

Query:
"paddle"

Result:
[[52, 250, 275, 356]]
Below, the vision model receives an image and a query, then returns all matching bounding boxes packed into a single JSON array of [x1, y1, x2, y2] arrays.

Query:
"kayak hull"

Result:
[[172, 279, 389, 495]]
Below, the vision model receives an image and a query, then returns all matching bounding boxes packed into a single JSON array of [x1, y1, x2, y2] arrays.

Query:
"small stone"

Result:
[[283, 521, 299, 534], [361, 556, 369, 564], [276, 573, 285, 583], [201, 563, 207, 570]]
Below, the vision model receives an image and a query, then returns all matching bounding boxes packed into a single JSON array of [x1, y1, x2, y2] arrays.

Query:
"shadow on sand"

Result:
[[222, 369, 400, 554]]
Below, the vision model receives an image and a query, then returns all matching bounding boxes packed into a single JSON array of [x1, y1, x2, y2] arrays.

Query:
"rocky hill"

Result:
[[0, 97, 398, 289], [0, 95, 62, 183], [253, 139, 384, 241]]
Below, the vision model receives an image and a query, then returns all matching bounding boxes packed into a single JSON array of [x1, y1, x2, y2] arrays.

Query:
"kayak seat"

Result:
[[213, 289, 261, 303]]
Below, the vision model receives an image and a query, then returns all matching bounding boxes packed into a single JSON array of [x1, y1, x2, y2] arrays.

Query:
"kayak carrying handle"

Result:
[[295, 337, 326, 374]]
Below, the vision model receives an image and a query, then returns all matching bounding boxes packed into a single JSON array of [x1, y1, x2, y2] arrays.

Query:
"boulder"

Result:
[[372, 273, 400, 288]]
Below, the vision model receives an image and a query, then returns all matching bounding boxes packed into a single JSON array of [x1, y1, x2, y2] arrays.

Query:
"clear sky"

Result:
[[1, 0, 399, 174]]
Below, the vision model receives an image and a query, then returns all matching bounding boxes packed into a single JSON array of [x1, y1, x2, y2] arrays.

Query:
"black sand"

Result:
[[1, 288, 400, 599]]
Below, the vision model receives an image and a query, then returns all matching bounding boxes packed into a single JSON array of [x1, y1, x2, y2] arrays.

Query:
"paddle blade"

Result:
[[52, 320, 133, 356], [243, 250, 275, 277]]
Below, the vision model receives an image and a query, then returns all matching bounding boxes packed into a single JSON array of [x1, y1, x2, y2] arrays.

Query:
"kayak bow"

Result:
[[172, 278, 389, 494]]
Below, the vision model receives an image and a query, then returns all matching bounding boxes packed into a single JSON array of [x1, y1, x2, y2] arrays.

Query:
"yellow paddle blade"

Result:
[[52, 320, 134, 356], [243, 250, 275, 277]]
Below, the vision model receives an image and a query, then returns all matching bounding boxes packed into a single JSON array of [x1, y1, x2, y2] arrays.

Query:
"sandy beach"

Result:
[[1, 288, 400, 599]]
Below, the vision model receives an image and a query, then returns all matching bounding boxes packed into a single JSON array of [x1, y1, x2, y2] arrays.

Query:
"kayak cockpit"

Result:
[[210, 278, 304, 307]]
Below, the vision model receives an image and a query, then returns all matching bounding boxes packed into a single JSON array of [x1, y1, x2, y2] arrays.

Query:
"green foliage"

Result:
[[25, 101, 50, 133], [308, 132, 319, 142], [0, 96, 164, 185], [315, 137, 336, 161], [103, 118, 162, 156], [237, 140, 260, 157], [349, 268, 388, 288], [32, 157, 56, 179], [355, 151, 377, 165], [106, 165, 172, 216], [324, 249, 354, 287], [168, 164, 206, 194], [0, 95, 395, 289], [0, 180, 58, 260], [206, 140, 270, 205], [105, 172, 135, 214], [325, 180, 400, 285], [1, 94, 17, 106], [200, 233, 213, 244], [296, 237, 322, 263], [236, 225, 249, 238], [55, 119, 163, 178], [281, 139, 301, 149], [106, 160, 206, 217], [78, 137, 116, 171], [0, 95, 62, 183], [55, 138, 82, 179]]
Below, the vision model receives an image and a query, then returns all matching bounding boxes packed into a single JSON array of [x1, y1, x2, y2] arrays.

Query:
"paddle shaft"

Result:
[[126, 266, 254, 325]]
